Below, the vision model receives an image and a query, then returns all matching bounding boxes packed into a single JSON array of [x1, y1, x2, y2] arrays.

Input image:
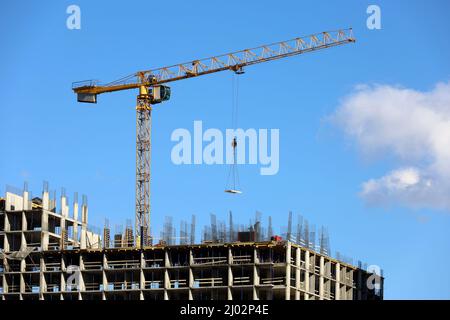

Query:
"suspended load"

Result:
[[225, 137, 242, 194]]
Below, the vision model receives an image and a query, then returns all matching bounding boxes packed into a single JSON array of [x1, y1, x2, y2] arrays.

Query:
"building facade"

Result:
[[0, 187, 383, 300]]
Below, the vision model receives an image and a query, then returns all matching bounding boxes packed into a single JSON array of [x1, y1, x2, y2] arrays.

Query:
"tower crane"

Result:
[[72, 28, 355, 248]]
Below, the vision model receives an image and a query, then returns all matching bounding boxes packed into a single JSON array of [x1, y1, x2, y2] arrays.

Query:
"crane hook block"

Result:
[[232, 137, 237, 148]]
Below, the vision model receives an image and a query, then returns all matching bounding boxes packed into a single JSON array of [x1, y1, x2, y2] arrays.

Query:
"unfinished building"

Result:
[[0, 184, 383, 300]]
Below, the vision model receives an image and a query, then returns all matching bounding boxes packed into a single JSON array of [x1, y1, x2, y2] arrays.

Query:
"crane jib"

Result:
[[72, 29, 355, 99]]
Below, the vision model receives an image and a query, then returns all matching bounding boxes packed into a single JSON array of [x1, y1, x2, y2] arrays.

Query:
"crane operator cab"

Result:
[[151, 85, 171, 104]]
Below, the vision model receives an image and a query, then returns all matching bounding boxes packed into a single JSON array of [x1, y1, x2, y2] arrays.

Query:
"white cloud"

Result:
[[332, 82, 450, 211]]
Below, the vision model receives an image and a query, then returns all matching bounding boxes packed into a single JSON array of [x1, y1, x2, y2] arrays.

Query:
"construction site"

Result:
[[0, 28, 384, 300], [0, 183, 383, 300]]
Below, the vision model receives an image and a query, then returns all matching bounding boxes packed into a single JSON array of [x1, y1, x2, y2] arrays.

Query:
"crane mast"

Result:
[[72, 28, 355, 247], [136, 84, 151, 247]]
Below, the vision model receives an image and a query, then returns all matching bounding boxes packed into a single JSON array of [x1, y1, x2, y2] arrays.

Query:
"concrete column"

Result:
[[228, 247, 233, 300], [61, 255, 66, 293], [139, 251, 145, 290], [304, 252, 310, 300], [252, 287, 258, 300], [22, 212, 27, 232], [95, 234, 101, 249], [61, 194, 69, 249], [285, 242, 291, 300], [22, 190, 30, 211], [350, 269, 355, 300], [188, 267, 194, 300], [228, 265, 233, 286], [164, 269, 170, 289], [2, 212, 10, 251], [227, 287, 232, 300], [19, 273, 25, 298], [3, 235, 9, 252], [2, 266, 7, 293], [164, 266, 170, 300], [252, 247, 259, 300], [21, 232, 27, 251], [19, 258, 25, 273], [189, 249, 194, 265], [60, 217, 66, 250], [253, 265, 259, 300], [253, 248, 258, 282], [42, 191, 50, 211], [81, 202, 88, 225], [319, 256, 324, 299], [80, 231, 86, 250], [39, 256, 45, 299], [164, 250, 170, 267], [188, 248, 194, 300], [19, 258, 26, 291], [73, 196, 79, 243], [253, 246, 259, 264], [295, 247, 300, 300], [61, 194, 69, 218], [80, 201, 88, 249], [4, 213, 10, 232], [103, 253, 108, 292], [335, 263, 341, 300], [41, 211, 49, 251], [78, 255, 84, 291]]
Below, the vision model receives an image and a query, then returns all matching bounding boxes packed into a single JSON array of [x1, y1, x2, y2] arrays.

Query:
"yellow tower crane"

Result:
[[72, 28, 355, 248]]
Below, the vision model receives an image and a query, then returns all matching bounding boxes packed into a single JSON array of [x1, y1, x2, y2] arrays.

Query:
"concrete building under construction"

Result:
[[0, 183, 383, 300]]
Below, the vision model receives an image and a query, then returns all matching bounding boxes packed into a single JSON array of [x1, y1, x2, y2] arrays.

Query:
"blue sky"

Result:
[[1, 0, 449, 299]]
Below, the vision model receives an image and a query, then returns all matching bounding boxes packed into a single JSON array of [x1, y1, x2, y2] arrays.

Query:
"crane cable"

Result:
[[225, 73, 241, 193]]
